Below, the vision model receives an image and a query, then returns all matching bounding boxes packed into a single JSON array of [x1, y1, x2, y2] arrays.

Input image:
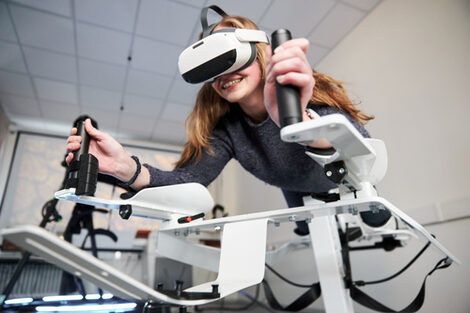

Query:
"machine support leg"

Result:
[[309, 216, 354, 313]]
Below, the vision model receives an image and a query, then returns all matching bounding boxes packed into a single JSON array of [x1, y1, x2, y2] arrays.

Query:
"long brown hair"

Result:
[[176, 15, 373, 167]]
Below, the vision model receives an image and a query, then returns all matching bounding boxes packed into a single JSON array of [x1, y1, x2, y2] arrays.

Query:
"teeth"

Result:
[[223, 79, 241, 89]]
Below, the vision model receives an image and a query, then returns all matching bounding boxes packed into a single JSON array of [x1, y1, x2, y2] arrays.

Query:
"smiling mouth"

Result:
[[222, 79, 242, 89]]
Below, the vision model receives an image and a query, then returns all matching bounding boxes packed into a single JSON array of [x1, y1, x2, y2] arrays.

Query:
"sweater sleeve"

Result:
[[308, 102, 370, 138], [145, 126, 234, 187]]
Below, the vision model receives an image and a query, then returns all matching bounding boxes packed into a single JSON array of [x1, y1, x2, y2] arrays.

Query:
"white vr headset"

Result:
[[178, 6, 269, 84]]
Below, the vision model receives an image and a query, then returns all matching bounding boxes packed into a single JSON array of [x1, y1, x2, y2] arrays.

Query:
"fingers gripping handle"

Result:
[[271, 29, 303, 128], [66, 115, 99, 196]]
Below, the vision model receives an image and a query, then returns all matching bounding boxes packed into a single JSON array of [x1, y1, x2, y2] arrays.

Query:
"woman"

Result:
[[66, 15, 384, 234]]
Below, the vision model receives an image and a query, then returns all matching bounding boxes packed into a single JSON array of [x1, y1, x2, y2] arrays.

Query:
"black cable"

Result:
[[265, 263, 315, 288], [194, 284, 260, 312], [354, 240, 432, 286]]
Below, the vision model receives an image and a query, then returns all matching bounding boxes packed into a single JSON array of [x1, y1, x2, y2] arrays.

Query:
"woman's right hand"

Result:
[[66, 119, 136, 182]]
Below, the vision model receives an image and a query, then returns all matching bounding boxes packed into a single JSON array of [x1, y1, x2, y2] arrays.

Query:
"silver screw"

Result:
[[326, 170, 332, 177], [339, 168, 345, 174], [288, 215, 296, 222]]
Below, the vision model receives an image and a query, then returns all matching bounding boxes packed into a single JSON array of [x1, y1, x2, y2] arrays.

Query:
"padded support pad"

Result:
[[184, 219, 268, 297]]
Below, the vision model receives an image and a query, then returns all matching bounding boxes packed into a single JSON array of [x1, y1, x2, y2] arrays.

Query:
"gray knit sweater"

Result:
[[145, 102, 369, 196]]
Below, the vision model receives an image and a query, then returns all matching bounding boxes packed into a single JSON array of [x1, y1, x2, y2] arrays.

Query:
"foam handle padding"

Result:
[[271, 29, 302, 128]]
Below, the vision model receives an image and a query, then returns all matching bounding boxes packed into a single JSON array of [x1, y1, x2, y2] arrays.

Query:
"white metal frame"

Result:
[[1, 114, 461, 312]]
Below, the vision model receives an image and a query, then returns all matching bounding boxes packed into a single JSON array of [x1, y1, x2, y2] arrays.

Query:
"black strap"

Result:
[[350, 257, 452, 312], [262, 279, 321, 312], [354, 241, 431, 286], [200, 5, 228, 38]]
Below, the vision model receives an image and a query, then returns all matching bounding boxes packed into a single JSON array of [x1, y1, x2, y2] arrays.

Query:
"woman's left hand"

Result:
[[264, 38, 315, 127]]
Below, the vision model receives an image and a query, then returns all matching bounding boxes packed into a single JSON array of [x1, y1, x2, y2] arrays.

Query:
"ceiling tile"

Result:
[[0, 41, 27, 73], [122, 93, 163, 116], [40, 99, 80, 123], [0, 93, 40, 117], [172, 0, 206, 7], [75, 0, 138, 32], [126, 69, 172, 99], [308, 3, 366, 48], [208, 0, 272, 23], [12, 0, 72, 17], [0, 70, 34, 97], [341, 0, 381, 11], [24, 46, 77, 82], [79, 59, 126, 91], [79, 107, 119, 132], [77, 22, 132, 66], [80, 86, 121, 111], [136, 0, 200, 46], [118, 113, 157, 138], [34, 77, 77, 104], [160, 102, 192, 124], [10, 5, 75, 54], [167, 76, 200, 105], [259, 0, 336, 37], [0, 3, 17, 42], [307, 44, 330, 67], [131, 37, 181, 76], [152, 120, 186, 145]]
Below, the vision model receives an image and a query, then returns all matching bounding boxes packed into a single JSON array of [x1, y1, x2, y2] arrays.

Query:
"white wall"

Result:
[[217, 0, 470, 312], [317, 0, 470, 212]]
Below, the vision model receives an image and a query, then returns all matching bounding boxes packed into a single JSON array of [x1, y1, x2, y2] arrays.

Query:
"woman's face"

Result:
[[211, 61, 263, 105], [211, 25, 263, 106]]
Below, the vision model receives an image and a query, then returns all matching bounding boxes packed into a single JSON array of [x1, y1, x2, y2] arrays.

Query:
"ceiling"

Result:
[[0, 0, 382, 146]]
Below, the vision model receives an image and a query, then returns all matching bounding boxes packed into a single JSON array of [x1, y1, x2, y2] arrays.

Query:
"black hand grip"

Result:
[[66, 115, 99, 195], [72, 117, 90, 161], [271, 29, 302, 128]]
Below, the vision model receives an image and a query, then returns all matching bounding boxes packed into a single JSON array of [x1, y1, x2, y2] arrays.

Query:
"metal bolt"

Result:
[[326, 170, 332, 177], [288, 215, 296, 222], [214, 226, 221, 231], [339, 168, 345, 174]]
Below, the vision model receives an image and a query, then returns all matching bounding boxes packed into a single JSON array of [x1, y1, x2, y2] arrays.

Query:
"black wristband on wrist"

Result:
[[119, 155, 141, 188]]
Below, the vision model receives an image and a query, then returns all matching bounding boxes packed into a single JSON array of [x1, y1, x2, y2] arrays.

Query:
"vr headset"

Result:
[[178, 5, 269, 84]]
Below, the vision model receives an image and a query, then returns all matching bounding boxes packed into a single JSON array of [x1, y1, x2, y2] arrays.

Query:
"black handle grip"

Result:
[[271, 29, 302, 128], [66, 115, 99, 195], [72, 117, 90, 162]]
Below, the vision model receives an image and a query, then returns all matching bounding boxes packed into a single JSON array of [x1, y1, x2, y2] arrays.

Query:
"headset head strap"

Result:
[[200, 5, 228, 38]]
